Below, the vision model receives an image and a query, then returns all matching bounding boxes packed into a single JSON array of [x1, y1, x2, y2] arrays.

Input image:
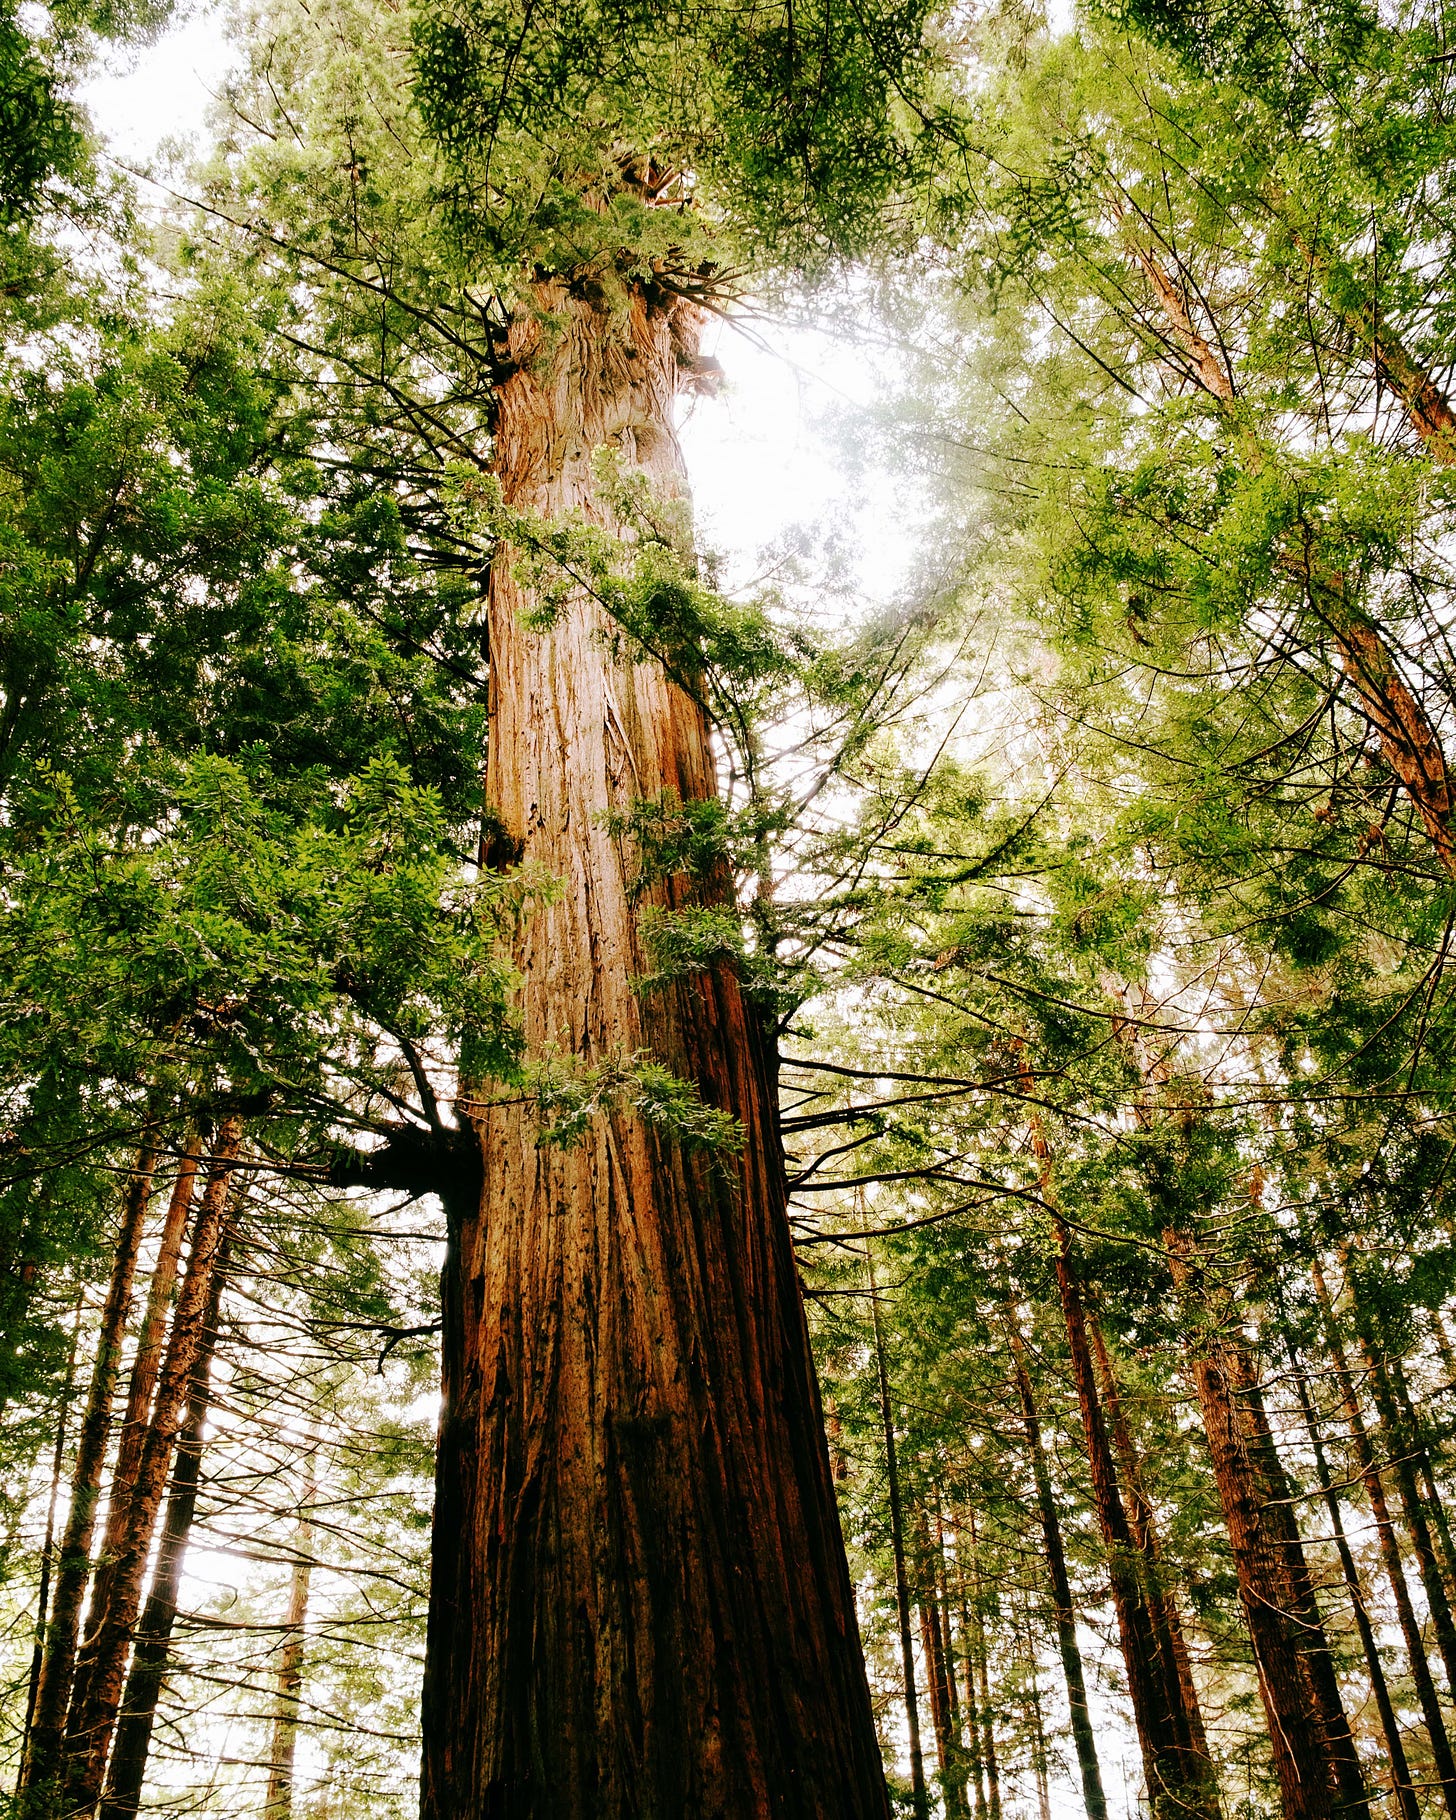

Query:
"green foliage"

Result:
[[521, 1049, 745, 1154], [634, 905, 745, 993], [410, 0, 943, 284]]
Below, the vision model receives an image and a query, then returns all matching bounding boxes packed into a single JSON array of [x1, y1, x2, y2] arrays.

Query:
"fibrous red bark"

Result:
[[61, 1118, 241, 1816], [418, 277, 887, 1819], [98, 1227, 231, 1820], [1167, 1243, 1358, 1820], [69, 1147, 199, 1727], [22, 1144, 157, 1797]]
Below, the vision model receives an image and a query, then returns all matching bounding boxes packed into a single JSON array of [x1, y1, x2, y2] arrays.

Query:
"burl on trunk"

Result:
[[418, 277, 887, 1820]]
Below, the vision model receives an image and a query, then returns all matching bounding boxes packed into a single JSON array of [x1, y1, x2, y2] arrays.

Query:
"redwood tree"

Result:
[[396, 6, 941, 1814]]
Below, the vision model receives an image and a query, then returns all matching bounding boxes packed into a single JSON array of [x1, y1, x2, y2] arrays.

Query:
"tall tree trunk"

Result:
[[1165, 1220, 1355, 1820], [1313, 1261, 1456, 1815], [1006, 1312, 1109, 1820], [22, 1145, 157, 1797], [935, 1505, 973, 1820], [961, 1591, 989, 1820], [870, 1249, 929, 1820], [1390, 1358, 1456, 1610], [1018, 1068, 1213, 1820], [1051, 1212, 1211, 1818], [917, 1508, 970, 1820], [19, 1293, 84, 1783], [1233, 1354, 1369, 1820], [966, 1514, 1003, 1820], [1288, 1351, 1422, 1820], [1358, 1336, 1456, 1707], [70, 1148, 199, 1728], [1023, 1609, 1055, 1820], [61, 1119, 242, 1818], [1087, 1313, 1213, 1770], [419, 277, 887, 1820], [98, 1231, 231, 1820], [265, 1498, 315, 1820], [916, 1525, 956, 1811], [1176, 1320, 1339, 1820]]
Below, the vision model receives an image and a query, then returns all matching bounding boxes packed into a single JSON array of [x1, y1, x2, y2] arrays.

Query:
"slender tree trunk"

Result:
[[1433, 1313, 1456, 1383], [870, 1250, 929, 1820], [1006, 1313, 1109, 1820], [1288, 1352, 1422, 1820], [1334, 1348, 1456, 1811], [98, 1232, 230, 1820], [61, 1119, 242, 1817], [419, 277, 887, 1820], [962, 1591, 989, 1820], [19, 1293, 83, 1783], [1087, 1313, 1214, 1770], [1234, 1356, 1369, 1820], [265, 1499, 315, 1820], [1359, 1339, 1456, 1707], [1019, 1594, 1055, 1820], [22, 1145, 157, 1796], [917, 1531, 956, 1804], [966, 1516, 1003, 1820], [1052, 1212, 1211, 1818], [1018, 1069, 1212, 1820], [917, 1507, 970, 1820], [936, 1505, 973, 1820], [1313, 1261, 1456, 1815], [1390, 1358, 1456, 1610], [1023, 1614, 1055, 1820], [70, 1148, 199, 1728]]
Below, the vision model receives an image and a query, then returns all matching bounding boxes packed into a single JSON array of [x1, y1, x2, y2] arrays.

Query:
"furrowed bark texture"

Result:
[[99, 1229, 230, 1820], [22, 1146, 156, 1796], [418, 278, 886, 1820]]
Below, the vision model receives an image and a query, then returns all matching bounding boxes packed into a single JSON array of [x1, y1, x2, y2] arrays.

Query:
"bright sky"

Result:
[[81, 11, 923, 608]]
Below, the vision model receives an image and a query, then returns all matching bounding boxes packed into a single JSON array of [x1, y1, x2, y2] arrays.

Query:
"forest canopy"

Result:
[[4, 0, 1456, 1817]]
